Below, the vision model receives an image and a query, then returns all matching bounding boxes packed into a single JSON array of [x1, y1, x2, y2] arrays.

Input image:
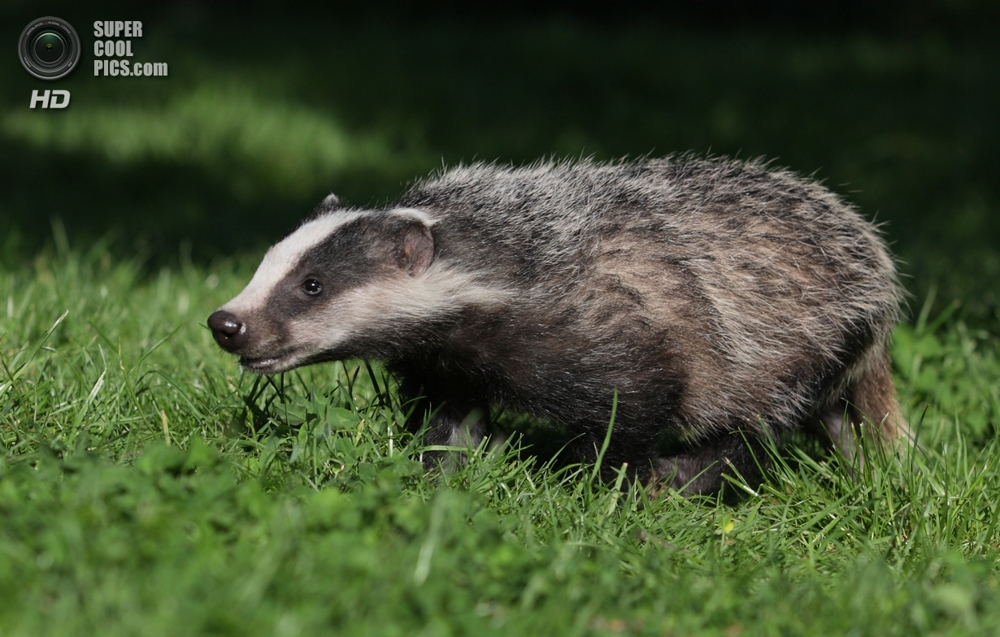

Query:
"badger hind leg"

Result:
[[811, 351, 908, 466], [850, 351, 907, 443], [652, 430, 770, 500]]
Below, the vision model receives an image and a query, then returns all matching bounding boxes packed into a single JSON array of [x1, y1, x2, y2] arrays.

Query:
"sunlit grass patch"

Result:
[[1, 82, 430, 200]]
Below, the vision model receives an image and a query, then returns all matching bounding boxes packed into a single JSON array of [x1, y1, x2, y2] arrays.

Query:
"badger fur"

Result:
[[209, 157, 906, 496]]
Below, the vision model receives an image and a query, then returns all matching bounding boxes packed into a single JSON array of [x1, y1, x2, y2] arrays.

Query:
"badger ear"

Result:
[[320, 193, 342, 210], [398, 221, 435, 277]]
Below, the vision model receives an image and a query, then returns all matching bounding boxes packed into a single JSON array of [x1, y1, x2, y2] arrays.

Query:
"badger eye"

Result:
[[302, 278, 323, 296]]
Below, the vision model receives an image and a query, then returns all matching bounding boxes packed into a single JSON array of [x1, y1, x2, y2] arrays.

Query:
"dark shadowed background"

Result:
[[2, 0, 998, 319]]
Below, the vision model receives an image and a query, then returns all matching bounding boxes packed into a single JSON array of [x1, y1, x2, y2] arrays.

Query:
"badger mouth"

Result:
[[239, 348, 303, 375]]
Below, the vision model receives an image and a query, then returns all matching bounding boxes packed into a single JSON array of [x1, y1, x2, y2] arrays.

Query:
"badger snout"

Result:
[[208, 310, 247, 352]]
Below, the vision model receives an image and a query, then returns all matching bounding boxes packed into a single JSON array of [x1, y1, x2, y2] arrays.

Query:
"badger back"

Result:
[[398, 158, 901, 319], [397, 159, 902, 430]]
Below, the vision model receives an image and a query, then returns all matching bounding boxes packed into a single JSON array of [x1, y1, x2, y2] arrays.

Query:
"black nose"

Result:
[[208, 310, 247, 352]]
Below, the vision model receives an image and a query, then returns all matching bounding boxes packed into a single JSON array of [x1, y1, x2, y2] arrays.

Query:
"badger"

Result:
[[208, 157, 906, 496]]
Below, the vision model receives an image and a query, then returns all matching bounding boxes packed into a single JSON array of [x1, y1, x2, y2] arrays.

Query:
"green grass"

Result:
[[1, 240, 999, 636]]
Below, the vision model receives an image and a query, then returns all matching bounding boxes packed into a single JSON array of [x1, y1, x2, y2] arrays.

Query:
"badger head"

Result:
[[208, 196, 443, 374]]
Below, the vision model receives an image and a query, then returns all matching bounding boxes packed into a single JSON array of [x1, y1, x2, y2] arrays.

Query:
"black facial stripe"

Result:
[[307, 218, 385, 288], [261, 214, 416, 325]]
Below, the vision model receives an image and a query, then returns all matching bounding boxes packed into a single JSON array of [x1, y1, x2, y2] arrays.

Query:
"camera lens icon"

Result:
[[19, 17, 80, 80]]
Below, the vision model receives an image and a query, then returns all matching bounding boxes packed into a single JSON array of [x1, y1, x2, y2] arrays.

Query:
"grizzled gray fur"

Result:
[[209, 157, 906, 496]]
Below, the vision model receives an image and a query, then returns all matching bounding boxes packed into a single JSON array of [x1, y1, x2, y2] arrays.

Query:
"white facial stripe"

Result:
[[223, 207, 439, 317], [222, 211, 367, 315], [389, 207, 438, 226], [287, 262, 510, 358]]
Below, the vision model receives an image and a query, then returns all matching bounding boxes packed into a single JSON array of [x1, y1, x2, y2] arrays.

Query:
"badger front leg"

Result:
[[397, 378, 492, 470], [653, 431, 770, 500]]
